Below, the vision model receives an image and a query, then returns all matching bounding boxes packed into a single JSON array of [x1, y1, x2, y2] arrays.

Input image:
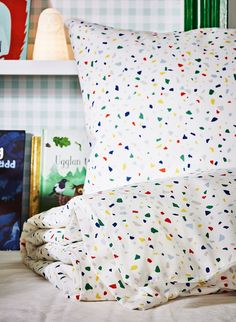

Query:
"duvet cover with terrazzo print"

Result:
[[21, 168, 236, 310]]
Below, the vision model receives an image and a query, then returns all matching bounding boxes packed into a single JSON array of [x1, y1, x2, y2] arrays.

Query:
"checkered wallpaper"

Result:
[[29, 0, 184, 43], [0, 0, 184, 223]]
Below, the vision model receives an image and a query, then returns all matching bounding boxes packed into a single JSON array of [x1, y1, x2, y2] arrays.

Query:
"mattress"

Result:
[[0, 251, 235, 322]]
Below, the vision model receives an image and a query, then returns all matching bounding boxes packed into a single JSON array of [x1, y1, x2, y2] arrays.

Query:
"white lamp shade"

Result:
[[33, 8, 69, 60]]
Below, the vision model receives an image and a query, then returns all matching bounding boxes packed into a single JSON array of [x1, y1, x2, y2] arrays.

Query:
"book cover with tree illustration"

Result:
[[0, 130, 25, 250], [40, 129, 88, 212]]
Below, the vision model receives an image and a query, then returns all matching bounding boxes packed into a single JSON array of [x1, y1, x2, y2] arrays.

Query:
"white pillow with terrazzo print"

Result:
[[67, 20, 236, 194]]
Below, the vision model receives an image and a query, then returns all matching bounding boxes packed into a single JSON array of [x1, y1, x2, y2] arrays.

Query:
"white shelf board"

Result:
[[0, 60, 78, 76]]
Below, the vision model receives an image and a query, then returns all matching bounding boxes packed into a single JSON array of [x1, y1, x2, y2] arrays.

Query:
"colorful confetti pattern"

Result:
[[21, 168, 236, 310], [67, 20, 236, 194]]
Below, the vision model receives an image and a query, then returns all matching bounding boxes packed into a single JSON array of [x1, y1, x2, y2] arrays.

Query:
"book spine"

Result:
[[220, 0, 228, 28], [184, 0, 198, 31], [29, 136, 41, 217], [200, 0, 211, 27], [39, 129, 46, 212], [211, 0, 220, 27], [185, 0, 227, 30]]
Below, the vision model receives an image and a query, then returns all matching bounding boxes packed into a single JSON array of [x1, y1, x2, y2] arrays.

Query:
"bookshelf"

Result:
[[0, 59, 82, 223], [0, 60, 77, 76]]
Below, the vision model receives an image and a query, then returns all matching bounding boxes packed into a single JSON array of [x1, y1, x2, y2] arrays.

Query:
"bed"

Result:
[[1, 1, 236, 320], [0, 251, 236, 322]]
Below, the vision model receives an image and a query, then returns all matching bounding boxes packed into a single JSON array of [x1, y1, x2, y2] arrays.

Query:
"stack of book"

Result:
[[0, 129, 88, 250]]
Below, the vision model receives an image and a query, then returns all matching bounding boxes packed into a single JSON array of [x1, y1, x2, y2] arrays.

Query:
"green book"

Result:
[[184, 0, 198, 31], [200, 0, 211, 28], [185, 0, 225, 31], [211, 0, 220, 27], [39, 129, 88, 212]]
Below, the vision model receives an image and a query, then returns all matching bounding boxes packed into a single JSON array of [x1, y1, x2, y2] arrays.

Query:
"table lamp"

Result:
[[33, 8, 69, 60]]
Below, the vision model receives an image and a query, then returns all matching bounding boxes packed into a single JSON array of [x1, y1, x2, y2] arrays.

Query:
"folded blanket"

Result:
[[21, 168, 236, 310], [24, 227, 82, 246], [21, 203, 114, 301], [23, 240, 81, 264]]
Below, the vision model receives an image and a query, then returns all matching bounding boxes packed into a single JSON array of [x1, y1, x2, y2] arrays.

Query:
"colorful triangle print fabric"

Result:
[[68, 20, 236, 193], [21, 168, 236, 309]]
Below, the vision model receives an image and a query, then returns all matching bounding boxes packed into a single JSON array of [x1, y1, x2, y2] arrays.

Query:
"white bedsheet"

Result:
[[0, 251, 236, 322]]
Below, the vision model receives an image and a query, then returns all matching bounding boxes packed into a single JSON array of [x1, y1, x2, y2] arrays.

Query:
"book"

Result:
[[185, 0, 227, 31], [39, 129, 88, 212], [0, 130, 25, 250], [29, 136, 41, 217], [0, 0, 31, 59]]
